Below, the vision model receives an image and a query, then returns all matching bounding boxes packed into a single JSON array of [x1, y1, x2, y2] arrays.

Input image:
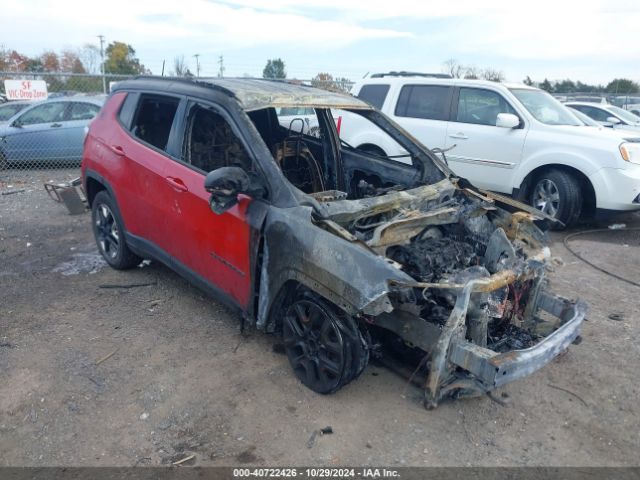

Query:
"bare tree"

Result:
[[80, 44, 100, 74], [442, 58, 465, 78], [173, 55, 188, 76], [482, 68, 505, 82], [464, 65, 480, 79]]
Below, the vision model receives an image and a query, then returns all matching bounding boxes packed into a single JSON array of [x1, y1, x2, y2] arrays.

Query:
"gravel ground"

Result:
[[1, 169, 639, 467]]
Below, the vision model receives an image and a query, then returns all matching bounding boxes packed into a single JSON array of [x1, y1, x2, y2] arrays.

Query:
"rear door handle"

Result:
[[165, 176, 188, 192], [51, 123, 62, 128], [109, 145, 125, 156], [448, 132, 468, 140]]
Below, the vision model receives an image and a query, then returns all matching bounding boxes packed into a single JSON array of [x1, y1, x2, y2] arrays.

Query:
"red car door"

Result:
[[109, 94, 182, 253], [161, 101, 254, 309]]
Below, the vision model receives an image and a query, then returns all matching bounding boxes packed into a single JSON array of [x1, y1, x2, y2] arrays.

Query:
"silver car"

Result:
[[0, 96, 105, 169]]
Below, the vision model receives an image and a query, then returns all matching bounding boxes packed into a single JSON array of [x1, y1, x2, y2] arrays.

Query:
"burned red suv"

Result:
[[81, 77, 586, 408]]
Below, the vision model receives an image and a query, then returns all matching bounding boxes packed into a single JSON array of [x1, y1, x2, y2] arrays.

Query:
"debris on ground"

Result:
[[307, 426, 334, 448], [95, 349, 117, 365], [172, 454, 196, 466], [98, 282, 157, 289], [1, 189, 26, 196]]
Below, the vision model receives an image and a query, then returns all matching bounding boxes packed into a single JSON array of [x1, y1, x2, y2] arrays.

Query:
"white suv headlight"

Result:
[[619, 142, 640, 165]]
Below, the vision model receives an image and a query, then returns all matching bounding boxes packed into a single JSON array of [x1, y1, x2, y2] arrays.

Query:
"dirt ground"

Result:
[[1, 168, 639, 467]]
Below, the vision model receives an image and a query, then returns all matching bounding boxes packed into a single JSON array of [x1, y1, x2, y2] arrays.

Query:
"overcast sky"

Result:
[[1, 0, 638, 84]]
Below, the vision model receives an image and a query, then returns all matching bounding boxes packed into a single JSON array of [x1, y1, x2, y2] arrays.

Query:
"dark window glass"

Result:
[[575, 105, 611, 122], [455, 88, 517, 126], [18, 102, 66, 125], [357, 84, 390, 110], [182, 103, 253, 174], [0, 103, 27, 121], [395, 85, 452, 120], [69, 102, 100, 121], [131, 95, 179, 151]]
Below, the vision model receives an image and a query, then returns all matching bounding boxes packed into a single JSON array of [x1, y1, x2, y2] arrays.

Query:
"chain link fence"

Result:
[[0, 72, 354, 181]]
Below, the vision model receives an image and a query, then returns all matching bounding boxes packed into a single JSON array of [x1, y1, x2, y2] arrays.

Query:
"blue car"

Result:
[[0, 101, 32, 125], [0, 96, 105, 169]]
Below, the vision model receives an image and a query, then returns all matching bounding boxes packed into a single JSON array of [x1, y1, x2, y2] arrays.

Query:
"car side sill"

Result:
[[125, 232, 244, 318]]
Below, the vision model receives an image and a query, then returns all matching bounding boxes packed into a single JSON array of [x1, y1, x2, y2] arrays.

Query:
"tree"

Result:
[[310, 73, 351, 93], [606, 78, 639, 94], [41, 51, 60, 72], [554, 79, 577, 94], [4, 49, 29, 72], [105, 41, 147, 75], [262, 58, 286, 79], [442, 58, 464, 78], [25, 57, 44, 73], [539, 78, 554, 93], [576, 81, 603, 93], [172, 55, 193, 77], [60, 49, 85, 73], [481, 68, 505, 82], [523, 76, 534, 86], [80, 44, 101, 74], [464, 66, 480, 79]]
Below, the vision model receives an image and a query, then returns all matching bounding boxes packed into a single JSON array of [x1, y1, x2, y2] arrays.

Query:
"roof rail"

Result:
[[370, 71, 453, 79]]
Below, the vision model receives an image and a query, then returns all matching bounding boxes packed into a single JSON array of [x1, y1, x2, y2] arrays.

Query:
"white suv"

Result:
[[340, 74, 640, 227]]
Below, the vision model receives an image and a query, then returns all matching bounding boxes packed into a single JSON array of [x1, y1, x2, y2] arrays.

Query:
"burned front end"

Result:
[[316, 178, 586, 408]]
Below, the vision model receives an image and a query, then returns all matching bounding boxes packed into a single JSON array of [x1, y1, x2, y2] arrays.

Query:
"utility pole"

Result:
[[218, 55, 225, 78], [193, 54, 200, 77], [98, 35, 106, 93]]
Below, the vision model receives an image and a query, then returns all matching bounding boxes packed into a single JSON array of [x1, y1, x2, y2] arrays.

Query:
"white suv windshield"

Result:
[[608, 105, 640, 124], [510, 89, 581, 126]]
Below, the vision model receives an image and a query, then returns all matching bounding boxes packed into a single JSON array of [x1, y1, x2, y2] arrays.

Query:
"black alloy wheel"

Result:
[[282, 296, 368, 394], [91, 190, 141, 269]]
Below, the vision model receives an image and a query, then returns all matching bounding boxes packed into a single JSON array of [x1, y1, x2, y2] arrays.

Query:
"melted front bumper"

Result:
[[448, 291, 587, 389]]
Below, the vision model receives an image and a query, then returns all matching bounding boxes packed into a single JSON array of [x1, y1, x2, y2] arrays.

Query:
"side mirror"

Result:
[[606, 116, 621, 125], [204, 166, 250, 215], [496, 113, 520, 129], [11, 120, 23, 128]]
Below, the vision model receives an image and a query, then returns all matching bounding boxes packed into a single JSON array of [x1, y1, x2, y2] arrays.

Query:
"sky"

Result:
[[1, 0, 638, 84]]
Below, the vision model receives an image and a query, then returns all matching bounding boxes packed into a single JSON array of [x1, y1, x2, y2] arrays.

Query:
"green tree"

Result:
[[606, 78, 639, 94], [554, 79, 577, 93], [523, 76, 533, 86], [262, 58, 286, 79], [539, 78, 554, 93], [105, 41, 147, 75]]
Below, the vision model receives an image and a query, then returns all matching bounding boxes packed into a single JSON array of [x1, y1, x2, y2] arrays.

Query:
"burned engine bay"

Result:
[[311, 177, 584, 406]]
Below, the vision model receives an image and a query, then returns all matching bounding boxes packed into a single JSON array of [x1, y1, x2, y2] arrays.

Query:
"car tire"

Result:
[[282, 292, 369, 394], [91, 190, 142, 269], [530, 169, 582, 229], [0, 152, 7, 171]]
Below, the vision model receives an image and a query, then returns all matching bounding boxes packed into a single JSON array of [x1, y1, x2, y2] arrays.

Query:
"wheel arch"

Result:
[[516, 164, 597, 217], [263, 276, 358, 333], [356, 143, 387, 156]]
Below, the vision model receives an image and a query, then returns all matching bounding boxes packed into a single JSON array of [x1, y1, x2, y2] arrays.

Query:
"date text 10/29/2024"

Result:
[[233, 468, 400, 478]]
